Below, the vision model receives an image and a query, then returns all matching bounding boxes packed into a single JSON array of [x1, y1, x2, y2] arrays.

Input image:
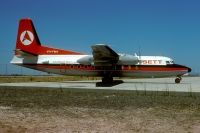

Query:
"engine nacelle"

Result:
[[77, 55, 94, 65], [117, 54, 139, 65]]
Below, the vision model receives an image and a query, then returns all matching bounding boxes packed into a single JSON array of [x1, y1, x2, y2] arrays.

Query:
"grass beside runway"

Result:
[[0, 86, 200, 110], [1, 86, 200, 132]]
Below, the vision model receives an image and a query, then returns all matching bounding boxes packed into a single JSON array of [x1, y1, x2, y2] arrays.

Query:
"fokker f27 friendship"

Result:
[[11, 18, 191, 84]]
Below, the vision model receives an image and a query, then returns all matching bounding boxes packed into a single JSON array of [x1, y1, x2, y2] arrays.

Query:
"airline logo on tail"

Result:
[[20, 30, 34, 45]]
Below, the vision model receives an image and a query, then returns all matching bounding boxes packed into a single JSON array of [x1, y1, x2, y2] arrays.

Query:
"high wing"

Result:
[[91, 44, 119, 66]]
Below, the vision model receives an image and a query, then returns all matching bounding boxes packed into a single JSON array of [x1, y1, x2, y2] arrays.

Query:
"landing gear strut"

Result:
[[175, 77, 182, 84]]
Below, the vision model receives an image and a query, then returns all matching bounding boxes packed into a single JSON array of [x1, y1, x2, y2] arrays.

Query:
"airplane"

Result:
[[11, 18, 191, 85]]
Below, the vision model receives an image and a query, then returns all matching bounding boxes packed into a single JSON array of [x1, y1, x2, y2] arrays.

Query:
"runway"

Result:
[[0, 77, 199, 93]]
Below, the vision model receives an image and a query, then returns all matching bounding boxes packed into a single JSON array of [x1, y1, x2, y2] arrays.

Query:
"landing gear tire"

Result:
[[175, 77, 182, 84]]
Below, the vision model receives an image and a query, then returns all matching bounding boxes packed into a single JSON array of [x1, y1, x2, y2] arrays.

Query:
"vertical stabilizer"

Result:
[[14, 18, 83, 56], [16, 18, 41, 55]]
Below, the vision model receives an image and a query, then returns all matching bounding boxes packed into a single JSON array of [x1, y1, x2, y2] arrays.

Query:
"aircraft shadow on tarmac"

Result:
[[96, 80, 124, 87], [123, 81, 190, 85], [60, 80, 124, 87], [59, 80, 189, 87], [95, 81, 190, 87]]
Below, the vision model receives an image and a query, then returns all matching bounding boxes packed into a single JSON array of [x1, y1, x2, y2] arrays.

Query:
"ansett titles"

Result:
[[140, 60, 162, 65]]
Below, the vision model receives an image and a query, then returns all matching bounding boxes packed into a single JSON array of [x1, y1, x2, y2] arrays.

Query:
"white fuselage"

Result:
[[11, 54, 174, 65], [11, 54, 189, 78]]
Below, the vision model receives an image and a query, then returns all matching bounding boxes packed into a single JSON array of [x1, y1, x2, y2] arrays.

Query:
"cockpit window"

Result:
[[166, 61, 174, 64], [166, 61, 170, 64]]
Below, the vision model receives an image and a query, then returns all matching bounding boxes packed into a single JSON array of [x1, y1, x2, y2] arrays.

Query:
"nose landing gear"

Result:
[[175, 77, 182, 83]]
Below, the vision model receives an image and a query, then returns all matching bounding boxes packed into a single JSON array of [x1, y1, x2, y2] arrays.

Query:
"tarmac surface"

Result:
[[0, 77, 199, 93]]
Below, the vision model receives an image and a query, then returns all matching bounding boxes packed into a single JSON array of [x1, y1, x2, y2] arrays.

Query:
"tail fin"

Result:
[[15, 18, 83, 56], [16, 18, 41, 55]]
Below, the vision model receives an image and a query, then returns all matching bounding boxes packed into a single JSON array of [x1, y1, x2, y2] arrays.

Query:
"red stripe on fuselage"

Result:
[[22, 64, 188, 72]]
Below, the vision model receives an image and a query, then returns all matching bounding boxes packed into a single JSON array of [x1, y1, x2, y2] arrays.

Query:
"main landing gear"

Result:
[[175, 76, 182, 84], [96, 76, 123, 87]]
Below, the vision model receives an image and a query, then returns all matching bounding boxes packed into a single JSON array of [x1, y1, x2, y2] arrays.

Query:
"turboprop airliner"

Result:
[[11, 18, 191, 84]]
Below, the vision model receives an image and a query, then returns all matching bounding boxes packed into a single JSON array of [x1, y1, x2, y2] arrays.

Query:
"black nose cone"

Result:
[[188, 67, 192, 73]]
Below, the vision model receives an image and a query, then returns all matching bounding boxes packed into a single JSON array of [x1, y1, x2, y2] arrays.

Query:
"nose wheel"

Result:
[[175, 77, 182, 83]]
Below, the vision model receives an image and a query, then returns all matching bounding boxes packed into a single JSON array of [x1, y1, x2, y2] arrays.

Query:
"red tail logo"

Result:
[[20, 30, 34, 45]]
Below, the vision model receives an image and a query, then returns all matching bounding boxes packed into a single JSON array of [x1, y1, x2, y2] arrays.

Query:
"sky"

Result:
[[0, 0, 200, 74]]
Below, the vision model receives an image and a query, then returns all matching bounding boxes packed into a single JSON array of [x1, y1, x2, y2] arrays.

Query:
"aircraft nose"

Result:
[[188, 67, 192, 73]]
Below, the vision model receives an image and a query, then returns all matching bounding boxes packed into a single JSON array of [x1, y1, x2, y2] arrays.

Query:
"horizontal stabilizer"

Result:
[[15, 49, 37, 57]]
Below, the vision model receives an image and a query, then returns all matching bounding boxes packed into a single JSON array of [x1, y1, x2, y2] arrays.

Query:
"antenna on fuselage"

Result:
[[138, 42, 142, 65]]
